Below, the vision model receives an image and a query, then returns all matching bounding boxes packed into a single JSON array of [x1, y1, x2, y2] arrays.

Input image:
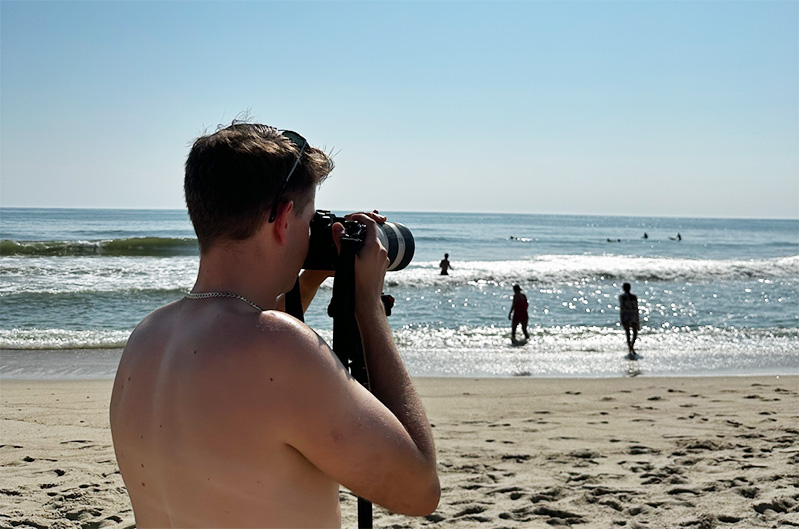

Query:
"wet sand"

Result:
[[1, 375, 797, 528]]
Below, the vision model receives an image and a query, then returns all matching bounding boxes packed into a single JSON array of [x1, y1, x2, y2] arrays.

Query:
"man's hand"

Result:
[[332, 210, 389, 311]]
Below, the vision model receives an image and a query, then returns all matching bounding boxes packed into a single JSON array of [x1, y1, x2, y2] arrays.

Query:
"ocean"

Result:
[[1, 208, 797, 379]]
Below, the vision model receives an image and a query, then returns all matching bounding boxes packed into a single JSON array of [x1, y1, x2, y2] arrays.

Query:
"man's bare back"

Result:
[[111, 299, 343, 527], [111, 280, 438, 527]]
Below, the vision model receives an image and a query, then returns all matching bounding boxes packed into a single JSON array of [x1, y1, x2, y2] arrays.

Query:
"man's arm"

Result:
[[263, 213, 439, 516], [354, 296, 440, 512], [349, 212, 439, 511], [262, 313, 440, 516]]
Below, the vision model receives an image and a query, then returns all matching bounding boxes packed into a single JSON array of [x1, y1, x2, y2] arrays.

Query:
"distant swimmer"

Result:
[[508, 284, 530, 343], [439, 253, 453, 275], [643, 232, 649, 239], [619, 282, 640, 359], [607, 238, 621, 243], [669, 233, 682, 241]]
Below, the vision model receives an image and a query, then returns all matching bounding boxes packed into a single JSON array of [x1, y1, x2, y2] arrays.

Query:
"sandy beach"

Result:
[[1, 375, 797, 529]]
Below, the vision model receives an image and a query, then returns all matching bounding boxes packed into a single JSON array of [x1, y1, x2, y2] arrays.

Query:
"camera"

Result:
[[303, 210, 415, 271]]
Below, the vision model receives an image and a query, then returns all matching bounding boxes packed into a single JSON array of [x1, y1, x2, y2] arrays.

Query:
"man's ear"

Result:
[[272, 200, 295, 244]]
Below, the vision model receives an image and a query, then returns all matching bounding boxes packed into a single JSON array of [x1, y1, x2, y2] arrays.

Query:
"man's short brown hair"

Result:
[[185, 123, 333, 252]]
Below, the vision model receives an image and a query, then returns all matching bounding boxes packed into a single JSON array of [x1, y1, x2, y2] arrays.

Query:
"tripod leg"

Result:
[[358, 497, 373, 528]]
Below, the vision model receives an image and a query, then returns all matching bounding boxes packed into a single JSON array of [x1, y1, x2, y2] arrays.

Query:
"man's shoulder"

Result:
[[125, 299, 182, 345], [235, 311, 337, 369], [254, 309, 319, 339], [190, 308, 320, 353], [127, 303, 325, 360], [124, 306, 340, 399], [212, 312, 344, 411]]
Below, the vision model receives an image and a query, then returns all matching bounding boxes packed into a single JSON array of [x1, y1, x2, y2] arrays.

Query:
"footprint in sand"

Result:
[[453, 504, 492, 522], [532, 505, 587, 524], [490, 485, 526, 500], [753, 497, 796, 514], [736, 486, 759, 499], [628, 445, 659, 455], [501, 454, 531, 462], [0, 488, 23, 496], [454, 504, 488, 516], [499, 505, 536, 522], [529, 486, 565, 503]]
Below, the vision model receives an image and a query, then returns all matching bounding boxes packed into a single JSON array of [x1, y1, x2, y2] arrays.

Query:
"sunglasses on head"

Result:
[[268, 130, 308, 223]]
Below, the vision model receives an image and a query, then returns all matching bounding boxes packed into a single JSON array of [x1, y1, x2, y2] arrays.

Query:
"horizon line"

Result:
[[0, 205, 797, 223]]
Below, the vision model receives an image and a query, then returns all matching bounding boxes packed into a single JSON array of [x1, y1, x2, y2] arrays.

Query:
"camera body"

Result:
[[303, 210, 415, 271]]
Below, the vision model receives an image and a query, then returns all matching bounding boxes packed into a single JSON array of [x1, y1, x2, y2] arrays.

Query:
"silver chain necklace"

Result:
[[184, 291, 264, 312]]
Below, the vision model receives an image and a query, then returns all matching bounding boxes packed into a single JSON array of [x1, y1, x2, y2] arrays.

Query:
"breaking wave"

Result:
[[1, 237, 198, 257], [382, 255, 799, 288]]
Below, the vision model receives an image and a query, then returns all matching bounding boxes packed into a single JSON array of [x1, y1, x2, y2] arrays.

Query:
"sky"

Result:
[[1, 1, 797, 219]]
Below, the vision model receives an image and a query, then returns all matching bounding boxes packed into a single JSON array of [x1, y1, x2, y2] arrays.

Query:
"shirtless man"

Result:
[[109, 123, 440, 528]]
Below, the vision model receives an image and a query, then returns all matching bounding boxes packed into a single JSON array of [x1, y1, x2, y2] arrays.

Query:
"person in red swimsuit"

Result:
[[508, 284, 530, 342]]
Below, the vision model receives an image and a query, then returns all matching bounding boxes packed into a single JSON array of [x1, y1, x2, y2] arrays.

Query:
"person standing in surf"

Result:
[[508, 284, 530, 342], [619, 282, 640, 358], [439, 253, 453, 275]]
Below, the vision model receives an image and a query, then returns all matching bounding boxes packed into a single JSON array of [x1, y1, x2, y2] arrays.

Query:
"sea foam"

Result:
[[381, 255, 799, 288]]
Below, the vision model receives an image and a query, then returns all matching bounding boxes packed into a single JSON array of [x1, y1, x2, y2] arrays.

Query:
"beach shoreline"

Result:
[[3, 347, 798, 380], [1, 375, 797, 528]]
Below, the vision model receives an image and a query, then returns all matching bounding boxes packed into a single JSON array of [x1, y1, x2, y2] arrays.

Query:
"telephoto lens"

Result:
[[304, 210, 415, 271], [375, 220, 414, 271]]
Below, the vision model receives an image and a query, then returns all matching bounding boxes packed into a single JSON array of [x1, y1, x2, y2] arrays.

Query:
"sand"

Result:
[[1, 375, 797, 529]]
